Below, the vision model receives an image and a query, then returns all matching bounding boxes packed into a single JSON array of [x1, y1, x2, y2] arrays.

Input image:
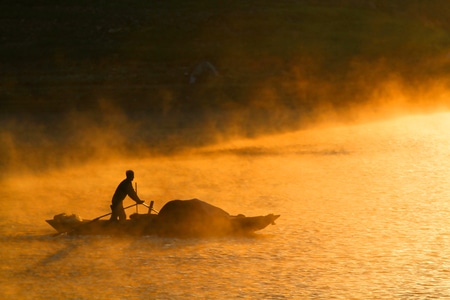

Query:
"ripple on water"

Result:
[[2, 113, 450, 298]]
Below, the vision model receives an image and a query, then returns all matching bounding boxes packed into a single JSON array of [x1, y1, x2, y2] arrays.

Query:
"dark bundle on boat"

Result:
[[47, 199, 280, 237], [155, 199, 233, 236]]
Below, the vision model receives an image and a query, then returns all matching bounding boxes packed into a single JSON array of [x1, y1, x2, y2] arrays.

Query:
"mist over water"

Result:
[[2, 78, 449, 178], [1, 112, 450, 298]]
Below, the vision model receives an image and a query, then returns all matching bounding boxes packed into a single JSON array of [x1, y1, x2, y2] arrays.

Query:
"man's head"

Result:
[[126, 170, 134, 180]]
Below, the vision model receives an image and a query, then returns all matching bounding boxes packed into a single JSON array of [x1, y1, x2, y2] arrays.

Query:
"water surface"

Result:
[[1, 112, 450, 299]]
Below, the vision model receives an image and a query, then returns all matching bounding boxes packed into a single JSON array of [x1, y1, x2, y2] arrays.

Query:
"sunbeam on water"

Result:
[[1, 112, 450, 298]]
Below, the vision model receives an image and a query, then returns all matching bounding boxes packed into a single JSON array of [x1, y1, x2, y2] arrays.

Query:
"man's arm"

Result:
[[126, 182, 143, 203]]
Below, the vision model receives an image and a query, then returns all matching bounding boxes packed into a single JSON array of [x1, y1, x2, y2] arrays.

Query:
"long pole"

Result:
[[54, 203, 139, 236], [141, 202, 159, 214]]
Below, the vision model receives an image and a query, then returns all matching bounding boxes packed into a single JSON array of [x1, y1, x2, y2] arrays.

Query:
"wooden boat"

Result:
[[47, 199, 280, 237]]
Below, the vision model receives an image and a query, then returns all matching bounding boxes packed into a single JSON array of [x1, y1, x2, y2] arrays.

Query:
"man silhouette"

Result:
[[110, 170, 144, 221]]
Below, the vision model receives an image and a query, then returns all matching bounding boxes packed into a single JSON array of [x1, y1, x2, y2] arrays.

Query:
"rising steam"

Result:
[[1, 1, 450, 175]]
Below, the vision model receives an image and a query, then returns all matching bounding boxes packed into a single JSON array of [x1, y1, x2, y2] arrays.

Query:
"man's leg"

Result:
[[117, 202, 126, 221], [109, 204, 118, 221]]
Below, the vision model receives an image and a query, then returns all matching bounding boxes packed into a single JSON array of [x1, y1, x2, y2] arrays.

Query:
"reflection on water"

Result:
[[1, 112, 450, 298]]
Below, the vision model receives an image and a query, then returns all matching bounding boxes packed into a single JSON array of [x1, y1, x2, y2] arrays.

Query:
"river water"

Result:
[[1, 112, 450, 299]]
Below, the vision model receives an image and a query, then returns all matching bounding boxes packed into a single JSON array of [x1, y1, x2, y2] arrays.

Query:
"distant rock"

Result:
[[188, 61, 219, 84]]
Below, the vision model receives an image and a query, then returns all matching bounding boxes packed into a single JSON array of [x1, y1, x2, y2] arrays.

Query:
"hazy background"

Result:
[[1, 0, 450, 175], [2, 3, 450, 297]]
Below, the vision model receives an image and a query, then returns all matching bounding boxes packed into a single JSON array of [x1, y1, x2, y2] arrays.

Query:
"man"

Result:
[[110, 170, 144, 221]]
